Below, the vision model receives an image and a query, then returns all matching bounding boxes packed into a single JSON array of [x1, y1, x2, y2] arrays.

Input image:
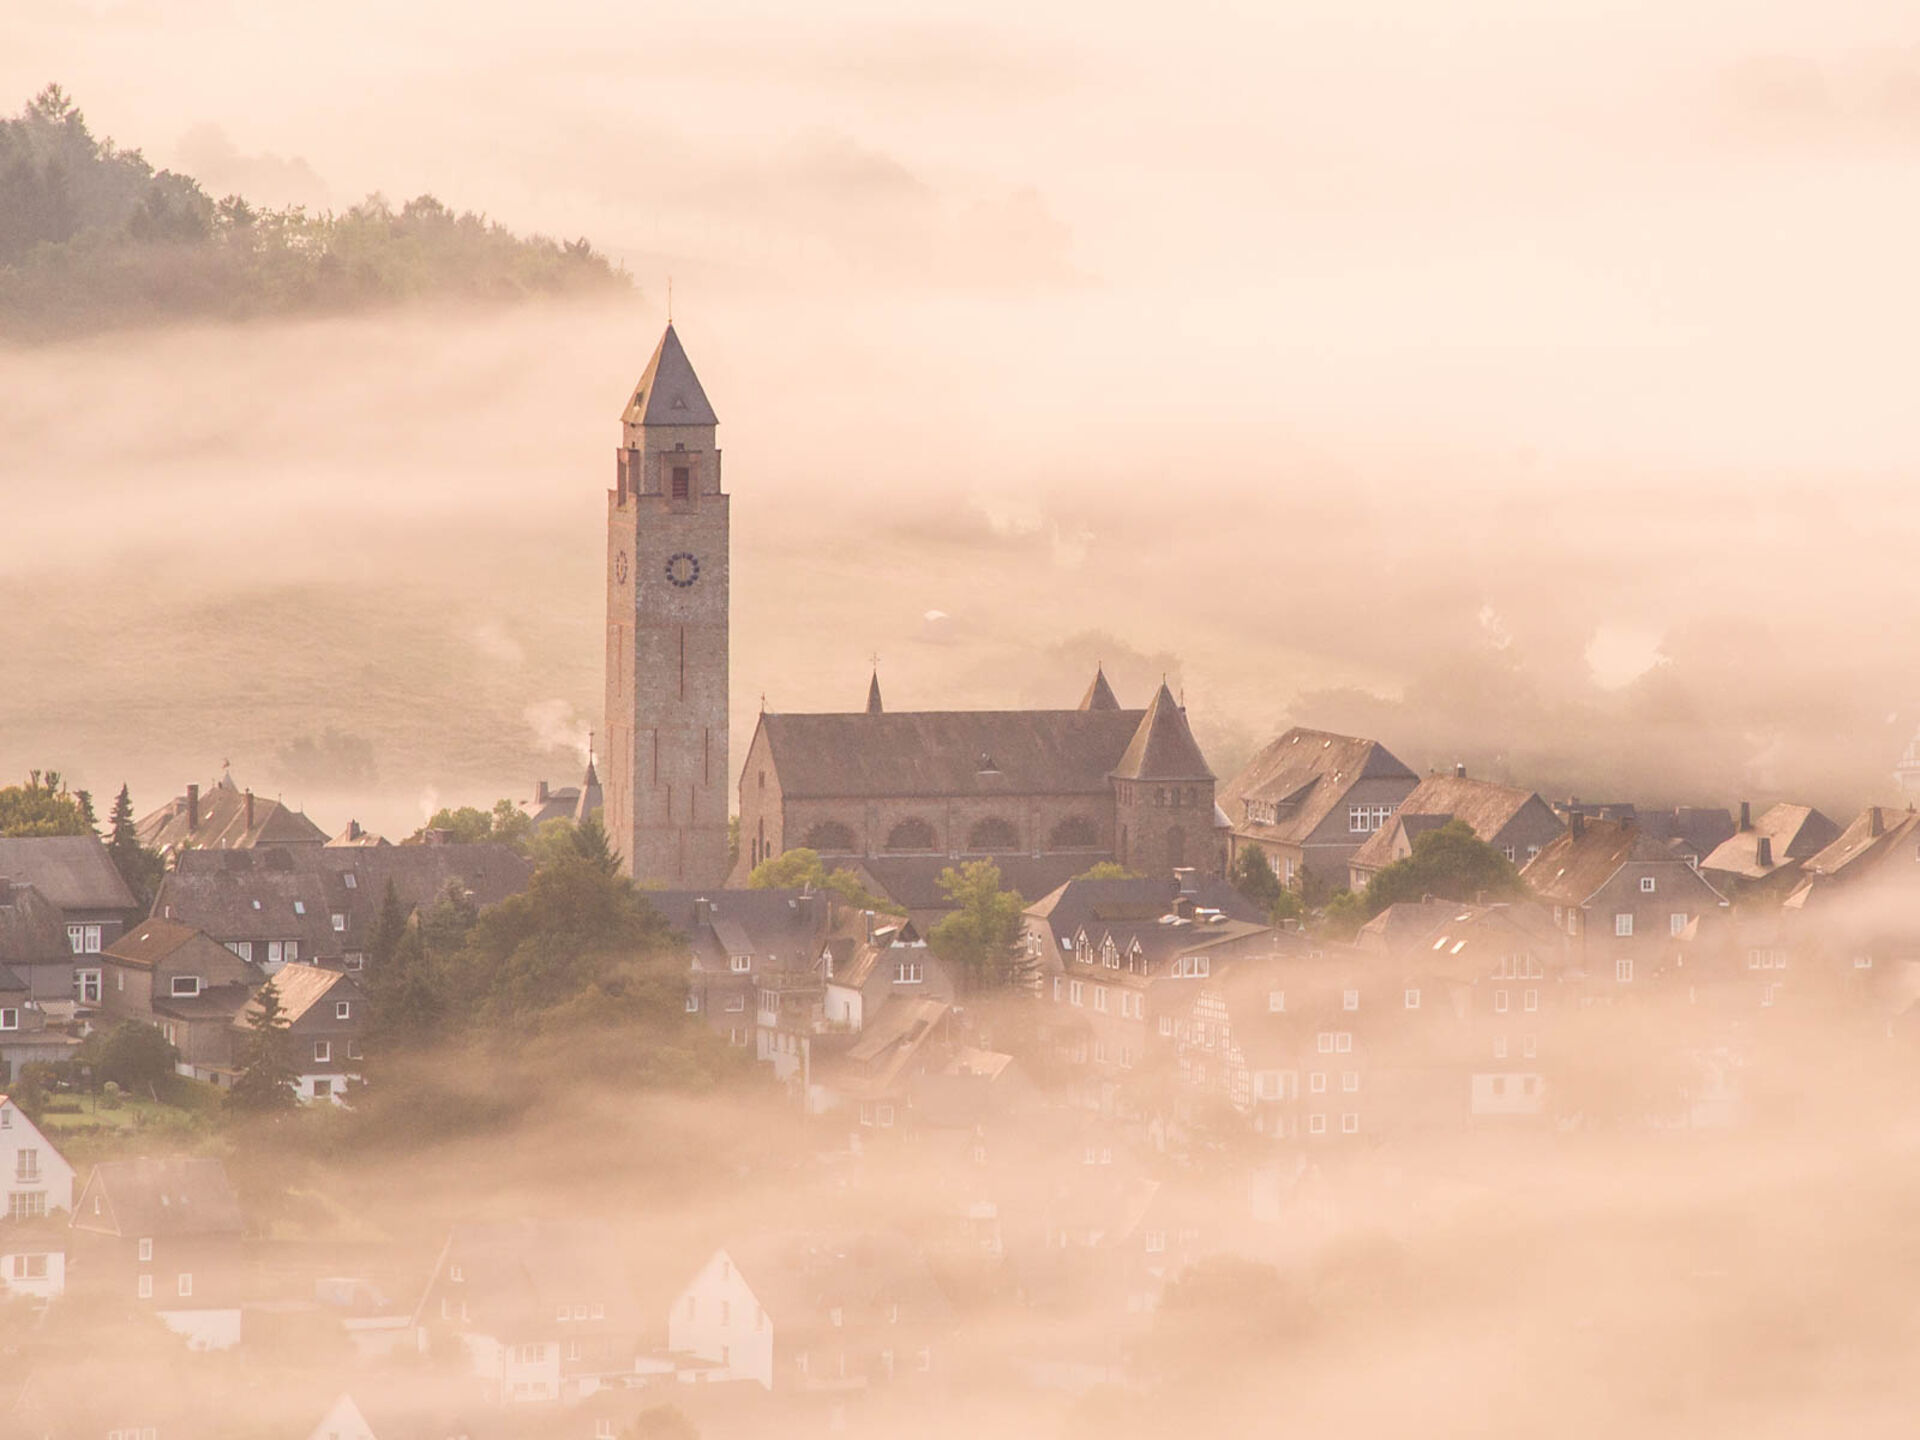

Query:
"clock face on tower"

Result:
[[614, 550, 629, 584], [665, 551, 701, 588]]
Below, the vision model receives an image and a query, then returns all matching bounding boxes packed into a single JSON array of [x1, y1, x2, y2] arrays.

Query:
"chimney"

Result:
[[692, 896, 711, 928], [186, 784, 200, 832], [423, 827, 452, 846], [1570, 811, 1586, 839], [1173, 866, 1198, 895], [245, 789, 255, 832], [535, 780, 550, 805], [1454, 763, 1467, 779], [1755, 836, 1773, 868], [1739, 800, 1751, 831], [1869, 806, 1885, 837]]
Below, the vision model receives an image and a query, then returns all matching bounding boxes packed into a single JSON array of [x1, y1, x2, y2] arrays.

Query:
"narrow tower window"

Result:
[[672, 466, 691, 500], [679, 627, 687, 698]]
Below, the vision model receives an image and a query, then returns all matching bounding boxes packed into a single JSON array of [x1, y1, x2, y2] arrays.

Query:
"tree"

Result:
[[1074, 862, 1141, 881], [624, 1405, 699, 1440], [228, 980, 300, 1113], [1360, 820, 1527, 915], [746, 847, 901, 913], [412, 798, 534, 850], [930, 860, 1031, 990], [81, 1020, 179, 1095], [367, 879, 410, 974], [369, 923, 445, 1046], [1231, 847, 1283, 911], [0, 769, 93, 836], [105, 783, 165, 908]]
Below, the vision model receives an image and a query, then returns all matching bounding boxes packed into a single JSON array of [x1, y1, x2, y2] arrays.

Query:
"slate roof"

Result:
[[0, 964, 25, 993], [72, 1156, 244, 1238], [1700, 803, 1841, 881], [1079, 667, 1121, 712], [1346, 774, 1549, 874], [624, 322, 718, 427], [1220, 728, 1417, 843], [155, 844, 532, 959], [135, 771, 328, 853], [1783, 806, 1920, 909], [848, 854, 1095, 919], [419, 1220, 641, 1343], [700, 1231, 952, 1332], [1109, 683, 1214, 781], [756, 709, 1147, 799], [0, 835, 138, 915], [645, 889, 835, 975], [1521, 820, 1702, 906], [240, 964, 357, 1027], [101, 916, 205, 969], [1026, 872, 1265, 932], [0, 881, 70, 966]]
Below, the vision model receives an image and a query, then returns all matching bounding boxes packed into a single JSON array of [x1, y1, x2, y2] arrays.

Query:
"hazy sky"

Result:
[[5, 1, 1920, 830]]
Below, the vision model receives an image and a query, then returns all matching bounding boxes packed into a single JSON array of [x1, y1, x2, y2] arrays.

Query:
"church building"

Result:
[[732, 671, 1224, 887]]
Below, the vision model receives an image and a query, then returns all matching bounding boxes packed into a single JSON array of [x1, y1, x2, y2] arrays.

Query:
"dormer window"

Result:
[[293, 901, 306, 915], [730, 955, 752, 973], [170, 976, 201, 998]]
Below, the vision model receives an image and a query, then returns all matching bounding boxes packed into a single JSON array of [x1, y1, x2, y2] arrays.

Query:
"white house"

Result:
[[667, 1248, 776, 1389], [0, 1093, 75, 1302], [306, 1394, 379, 1440]]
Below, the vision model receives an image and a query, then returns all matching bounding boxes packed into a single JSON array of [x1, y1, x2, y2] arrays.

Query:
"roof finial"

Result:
[[667, 275, 673, 324]]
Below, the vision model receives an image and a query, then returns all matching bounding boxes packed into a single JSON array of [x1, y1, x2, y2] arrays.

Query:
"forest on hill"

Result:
[[0, 86, 628, 339]]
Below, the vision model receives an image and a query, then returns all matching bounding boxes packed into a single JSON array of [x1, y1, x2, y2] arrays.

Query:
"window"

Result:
[[138, 1275, 153, 1299], [170, 974, 201, 998], [1310, 1072, 1327, 1093], [1614, 913, 1634, 938], [1070, 980, 1084, 1006], [293, 900, 306, 915], [1522, 1034, 1537, 1058], [672, 465, 691, 500], [9, 1192, 46, 1220], [1523, 989, 1538, 1012], [1342, 1071, 1359, 1092], [67, 923, 101, 954], [729, 1027, 749, 1046], [1268, 990, 1285, 1012], [1317, 1032, 1334, 1054], [75, 968, 102, 1004], [830, 1307, 843, 1328], [1342, 1113, 1359, 1134], [1309, 1113, 1327, 1134], [226, 941, 252, 962], [1616, 958, 1633, 983], [1502, 844, 1516, 861], [1172, 956, 1210, 978], [344, 873, 357, 889], [12, 1253, 47, 1280], [1348, 804, 1393, 834], [1640, 876, 1656, 893], [1404, 988, 1420, 1009], [331, 913, 346, 932], [895, 960, 923, 983], [286, 940, 299, 963], [15, 1147, 39, 1182], [685, 993, 699, 1013], [730, 954, 752, 973], [1855, 955, 1874, 969], [1158, 1016, 1174, 1036], [139, 1238, 153, 1262], [1094, 987, 1109, 1013], [1669, 913, 1688, 937], [1493, 1036, 1508, 1059], [1335, 1032, 1352, 1053], [314, 1041, 332, 1063], [1343, 989, 1359, 1011], [0, 1008, 16, 1031]]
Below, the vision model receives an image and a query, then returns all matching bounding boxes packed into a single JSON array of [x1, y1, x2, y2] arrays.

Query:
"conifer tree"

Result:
[[105, 783, 165, 908], [228, 979, 300, 1113]]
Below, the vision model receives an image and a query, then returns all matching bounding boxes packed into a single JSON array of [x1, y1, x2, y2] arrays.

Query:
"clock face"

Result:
[[665, 551, 701, 588], [614, 550, 629, 584]]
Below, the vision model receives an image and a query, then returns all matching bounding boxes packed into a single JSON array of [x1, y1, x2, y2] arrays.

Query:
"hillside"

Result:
[[0, 86, 628, 339]]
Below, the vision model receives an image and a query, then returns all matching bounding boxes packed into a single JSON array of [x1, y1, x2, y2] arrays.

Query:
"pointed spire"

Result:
[[1079, 666, 1121, 711], [866, 669, 884, 715], [1110, 682, 1214, 781], [574, 752, 603, 826], [623, 323, 718, 427]]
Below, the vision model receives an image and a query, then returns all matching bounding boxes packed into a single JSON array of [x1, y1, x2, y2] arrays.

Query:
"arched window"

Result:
[[801, 820, 857, 854], [885, 817, 937, 852], [1048, 815, 1099, 850], [967, 817, 1020, 851], [1166, 827, 1186, 868]]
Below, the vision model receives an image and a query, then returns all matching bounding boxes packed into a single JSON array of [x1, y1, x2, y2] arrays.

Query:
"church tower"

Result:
[[604, 324, 731, 886]]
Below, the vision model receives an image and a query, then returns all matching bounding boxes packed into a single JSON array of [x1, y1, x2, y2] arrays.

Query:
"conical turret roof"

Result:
[[623, 323, 718, 427], [1110, 683, 1213, 781], [1079, 667, 1120, 711], [866, 671, 884, 715]]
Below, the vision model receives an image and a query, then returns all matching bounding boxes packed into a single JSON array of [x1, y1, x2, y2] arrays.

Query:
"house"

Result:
[[1780, 806, 1920, 995], [1220, 728, 1419, 897], [1699, 801, 1841, 902], [135, 769, 329, 854], [100, 918, 263, 1086], [0, 833, 143, 971], [521, 758, 604, 828], [1522, 817, 1728, 989], [1029, 870, 1275, 1113], [806, 996, 952, 1121], [0, 877, 87, 1006], [236, 964, 367, 1104], [1345, 767, 1563, 890], [732, 670, 1224, 885], [820, 917, 955, 1034], [68, 1156, 250, 1350], [415, 1220, 644, 1404], [153, 842, 533, 973], [667, 1233, 951, 1393], [2, 1092, 76, 1302], [0, 962, 84, 1082], [647, 888, 839, 1048]]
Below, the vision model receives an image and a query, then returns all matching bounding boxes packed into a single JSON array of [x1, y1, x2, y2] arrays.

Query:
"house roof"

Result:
[[624, 322, 718, 428], [135, 771, 328, 853], [1346, 774, 1548, 873], [703, 1231, 953, 1331], [1783, 806, 1920, 909], [645, 888, 835, 975], [73, 1156, 244, 1238], [420, 1220, 644, 1344], [755, 708, 1147, 799], [239, 964, 358, 1027], [1521, 820, 1702, 906], [1025, 872, 1266, 931], [102, 916, 208, 969], [1700, 803, 1841, 880], [847, 854, 1096, 920], [1109, 683, 1214, 782], [0, 835, 138, 914], [1220, 728, 1417, 843], [1079, 667, 1121, 712], [154, 984, 256, 1023], [0, 965, 25, 993], [0, 881, 71, 966]]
